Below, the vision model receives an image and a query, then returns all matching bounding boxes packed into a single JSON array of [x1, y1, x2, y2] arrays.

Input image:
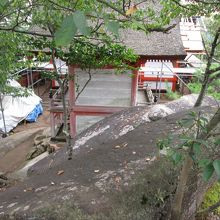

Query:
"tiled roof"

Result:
[[121, 22, 186, 56]]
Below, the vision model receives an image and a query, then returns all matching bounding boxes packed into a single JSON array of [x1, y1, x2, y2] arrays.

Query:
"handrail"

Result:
[[12, 67, 29, 76], [52, 87, 62, 100], [162, 62, 192, 92], [138, 62, 192, 93]]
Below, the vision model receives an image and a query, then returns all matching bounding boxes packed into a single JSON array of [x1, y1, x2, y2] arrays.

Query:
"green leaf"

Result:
[[55, 15, 77, 46], [179, 118, 195, 128], [198, 159, 212, 168], [0, 0, 8, 7], [215, 138, 220, 145], [136, 23, 146, 31], [106, 21, 120, 36], [203, 163, 214, 181], [171, 152, 182, 165], [189, 111, 197, 117], [213, 160, 220, 177], [193, 143, 201, 156], [194, 139, 209, 148], [210, 71, 220, 79], [73, 11, 90, 36]]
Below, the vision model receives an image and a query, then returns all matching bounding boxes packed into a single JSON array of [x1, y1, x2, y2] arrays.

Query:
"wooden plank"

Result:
[[139, 67, 197, 74], [50, 105, 125, 115]]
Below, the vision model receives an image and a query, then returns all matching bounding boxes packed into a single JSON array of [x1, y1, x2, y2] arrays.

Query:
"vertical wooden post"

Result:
[[131, 70, 138, 106], [50, 108, 55, 138], [68, 65, 76, 137], [48, 88, 55, 137], [172, 60, 178, 92]]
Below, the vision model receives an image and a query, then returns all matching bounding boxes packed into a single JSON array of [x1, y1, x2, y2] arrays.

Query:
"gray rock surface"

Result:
[[148, 105, 174, 121], [0, 95, 218, 219]]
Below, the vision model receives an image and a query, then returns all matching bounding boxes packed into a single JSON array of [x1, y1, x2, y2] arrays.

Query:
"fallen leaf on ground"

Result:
[[115, 176, 122, 183], [24, 187, 33, 192], [123, 160, 128, 169], [57, 170, 64, 175], [122, 142, 128, 147], [126, 6, 138, 16], [114, 145, 121, 149], [114, 142, 128, 149], [50, 143, 60, 151], [145, 157, 151, 161], [49, 159, 54, 168]]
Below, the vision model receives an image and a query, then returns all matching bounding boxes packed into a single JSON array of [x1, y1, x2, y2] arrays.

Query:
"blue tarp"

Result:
[[26, 103, 43, 122]]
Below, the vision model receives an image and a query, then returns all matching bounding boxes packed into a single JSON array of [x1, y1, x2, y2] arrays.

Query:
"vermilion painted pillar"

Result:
[[172, 60, 178, 91], [131, 70, 138, 106], [68, 65, 76, 137]]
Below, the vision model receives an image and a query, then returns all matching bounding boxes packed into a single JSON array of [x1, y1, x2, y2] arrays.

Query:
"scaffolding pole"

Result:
[[0, 92, 7, 136]]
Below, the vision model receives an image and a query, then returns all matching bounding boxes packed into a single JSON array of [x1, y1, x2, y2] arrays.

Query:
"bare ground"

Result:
[[0, 110, 50, 175]]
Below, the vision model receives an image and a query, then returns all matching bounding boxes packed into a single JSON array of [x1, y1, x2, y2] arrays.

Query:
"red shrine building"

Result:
[[49, 20, 190, 137]]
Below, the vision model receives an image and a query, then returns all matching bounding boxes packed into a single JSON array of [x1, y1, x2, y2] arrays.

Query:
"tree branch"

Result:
[[171, 107, 220, 220], [75, 68, 92, 101], [46, 0, 75, 12], [0, 27, 53, 37], [194, 27, 220, 107], [208, 66, 220, 75], [96, 0, 127, 17]]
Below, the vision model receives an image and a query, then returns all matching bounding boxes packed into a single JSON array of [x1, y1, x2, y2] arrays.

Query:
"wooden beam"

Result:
[[139, 67, 197, 74], [50, 105, 125, 115], [131, 70, 138, 106], [73, 105, 125, 115]]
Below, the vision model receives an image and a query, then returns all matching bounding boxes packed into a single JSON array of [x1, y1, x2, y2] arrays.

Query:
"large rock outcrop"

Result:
[[0, 95, 219, 220]]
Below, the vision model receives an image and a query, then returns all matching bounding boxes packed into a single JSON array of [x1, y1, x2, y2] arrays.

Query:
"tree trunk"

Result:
[[170, 156, 193, 220], [51, 50, 72, 159], [170, 27, 220, 219], [194, 77, 209, 107], [170, 108, 220, 220], [60, 81, 72, 159], [194, 27, 220, 107]]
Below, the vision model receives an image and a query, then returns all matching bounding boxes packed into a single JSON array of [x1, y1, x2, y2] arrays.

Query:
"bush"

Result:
[[188, 82, 220, 100], [201, 182, 220, 215], [165, 88, 181, 100]]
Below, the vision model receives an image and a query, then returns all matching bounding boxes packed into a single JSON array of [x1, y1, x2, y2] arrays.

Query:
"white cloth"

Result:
[[0, 80, 41, 132]]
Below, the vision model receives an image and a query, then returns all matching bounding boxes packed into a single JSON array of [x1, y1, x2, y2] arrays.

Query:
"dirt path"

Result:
[[13, 109, 50, 134], [0, 110, 50, 175], [0, 137, 34, 173]]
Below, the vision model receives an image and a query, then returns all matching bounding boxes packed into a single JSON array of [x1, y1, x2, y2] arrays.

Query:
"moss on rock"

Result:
[[201, 182, 220, 215]]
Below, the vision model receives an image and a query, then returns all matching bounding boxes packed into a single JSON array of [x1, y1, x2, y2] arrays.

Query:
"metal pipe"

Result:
[[30, 67, 34, 89], [12, 68, 28, 76], [139, 63, 192, 93], [27, 69, 30, 87], [32, 78, 43, 86], [158, 62, 164, 102], [0, 93, 7, 136]]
